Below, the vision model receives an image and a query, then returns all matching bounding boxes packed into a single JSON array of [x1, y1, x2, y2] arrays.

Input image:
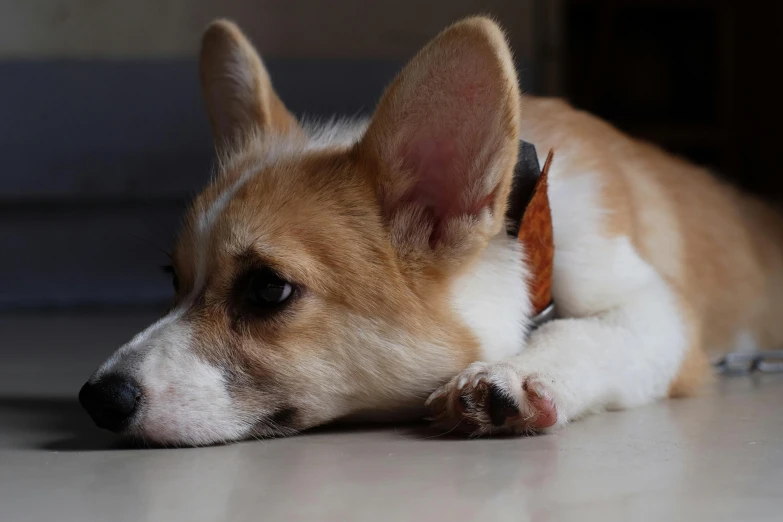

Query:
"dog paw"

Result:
[[425, 362, 558, 436]]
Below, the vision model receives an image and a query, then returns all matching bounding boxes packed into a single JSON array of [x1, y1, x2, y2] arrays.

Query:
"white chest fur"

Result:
[[450, 234, 534, 361]]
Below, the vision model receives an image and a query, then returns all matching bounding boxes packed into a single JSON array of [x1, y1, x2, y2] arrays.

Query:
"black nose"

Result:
[[79, 374, 142, 432]]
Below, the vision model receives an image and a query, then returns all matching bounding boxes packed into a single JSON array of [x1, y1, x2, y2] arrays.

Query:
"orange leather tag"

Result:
[[517, 150, 554, 315]]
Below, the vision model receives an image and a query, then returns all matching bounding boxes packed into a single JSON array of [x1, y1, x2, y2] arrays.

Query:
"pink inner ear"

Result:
[[403, 135, 497, 247], [372, 36, 515, 249], [405, 137, 461, 220], [409, 135, 497, 200]]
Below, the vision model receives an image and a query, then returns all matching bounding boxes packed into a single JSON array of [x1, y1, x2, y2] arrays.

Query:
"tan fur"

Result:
[[194, 17, 783, 418], [174, 146, 484, 426], [200, 20, 301, 147], [517, 97, 783, 395], [157, 18, 540, 432], [116, 16, 783, 441], [355, 17, 521, 280]]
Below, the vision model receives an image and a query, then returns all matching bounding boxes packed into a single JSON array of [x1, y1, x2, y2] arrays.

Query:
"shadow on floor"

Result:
[[0, 397, 511, 452], [0, 396, 139, 451]]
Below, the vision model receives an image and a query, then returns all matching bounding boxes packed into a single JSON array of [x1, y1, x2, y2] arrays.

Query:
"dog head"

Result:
[[79, 17, 529, 445]]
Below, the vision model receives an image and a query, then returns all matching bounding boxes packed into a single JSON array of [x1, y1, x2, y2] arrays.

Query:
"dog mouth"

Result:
[[79, 368, 305, 446]]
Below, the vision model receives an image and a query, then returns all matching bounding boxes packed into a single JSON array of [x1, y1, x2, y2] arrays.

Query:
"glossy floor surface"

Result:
[[1, 311, 782, 521]]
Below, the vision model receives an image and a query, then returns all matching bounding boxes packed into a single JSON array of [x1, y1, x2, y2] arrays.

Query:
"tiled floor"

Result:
[[1, 312, 781, 521]]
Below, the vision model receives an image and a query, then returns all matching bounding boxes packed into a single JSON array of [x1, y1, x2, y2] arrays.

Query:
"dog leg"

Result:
[[426, 278, 691, 435]]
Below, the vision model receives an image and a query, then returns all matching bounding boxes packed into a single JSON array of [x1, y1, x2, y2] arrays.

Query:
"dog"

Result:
[[78, 17, 783, 446]]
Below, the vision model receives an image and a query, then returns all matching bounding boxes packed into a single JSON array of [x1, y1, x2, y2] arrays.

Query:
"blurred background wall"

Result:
[[1, 0, 779, 310], [0, 0, 560, 309]]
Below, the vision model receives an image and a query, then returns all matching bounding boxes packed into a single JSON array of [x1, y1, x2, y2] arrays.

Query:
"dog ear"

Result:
[[199, 20, 300, 150], [356, 17, 521, 266]]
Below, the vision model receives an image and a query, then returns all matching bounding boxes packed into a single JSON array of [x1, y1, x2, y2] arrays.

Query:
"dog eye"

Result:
[[247, 268, 293, 308], [161, 264, 179, 293]]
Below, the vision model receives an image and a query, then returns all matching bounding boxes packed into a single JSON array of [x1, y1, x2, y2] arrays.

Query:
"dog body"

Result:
[[79, 18, 783, 445]]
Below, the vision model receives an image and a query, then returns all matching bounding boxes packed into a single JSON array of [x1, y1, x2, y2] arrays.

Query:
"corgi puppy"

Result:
[[79, 17, 783, 446]]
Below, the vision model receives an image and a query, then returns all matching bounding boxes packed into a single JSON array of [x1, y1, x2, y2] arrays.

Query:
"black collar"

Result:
[[505, 140, 557, 330], [506, 141, 545, 237]]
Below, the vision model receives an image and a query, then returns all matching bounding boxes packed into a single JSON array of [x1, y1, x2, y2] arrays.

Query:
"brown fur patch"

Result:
[[520, 95, 783, 397], [518, 150, 554, 314], [181, 16, 783, 434]]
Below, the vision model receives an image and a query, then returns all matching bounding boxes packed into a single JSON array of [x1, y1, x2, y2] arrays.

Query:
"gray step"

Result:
[[1, 58, 533, 308], [1, 199, 184, 308]]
